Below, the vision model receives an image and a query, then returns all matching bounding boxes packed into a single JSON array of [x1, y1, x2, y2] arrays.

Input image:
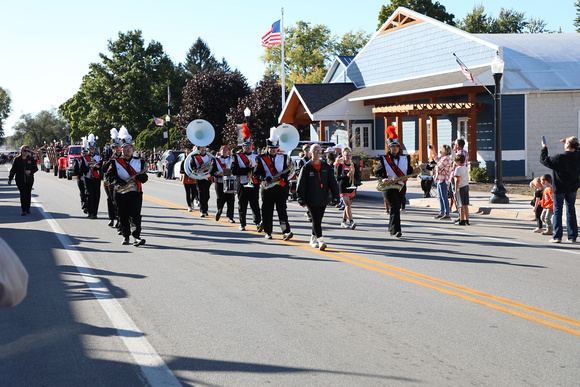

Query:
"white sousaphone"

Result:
[[184, 119, 216, 179], [261, 124, 300, 190]]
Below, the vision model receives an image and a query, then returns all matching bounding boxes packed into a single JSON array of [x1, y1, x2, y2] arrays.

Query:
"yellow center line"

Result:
[[143, 195, 580, 337]]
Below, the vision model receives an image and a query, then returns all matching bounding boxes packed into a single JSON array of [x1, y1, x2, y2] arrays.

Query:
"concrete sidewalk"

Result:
[[354, 178, 577, 221]]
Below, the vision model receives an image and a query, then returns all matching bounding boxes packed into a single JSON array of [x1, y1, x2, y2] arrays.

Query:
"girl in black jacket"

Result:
[[297, 144, 340, 250], [8, 146, 38, 215]]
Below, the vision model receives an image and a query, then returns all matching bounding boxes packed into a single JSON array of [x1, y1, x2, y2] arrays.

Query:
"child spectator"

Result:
[[540, 174, 554, 236], [530, 177, 544, 233], [452, 154, 470, 225]]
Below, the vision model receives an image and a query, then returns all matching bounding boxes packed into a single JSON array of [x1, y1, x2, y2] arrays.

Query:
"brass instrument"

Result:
[[261, 161, 295, 190], [376, 172, 420, 192], [116, 162, 149, 194], [242, 157, 254, 188], [184, 151, 214, 179]]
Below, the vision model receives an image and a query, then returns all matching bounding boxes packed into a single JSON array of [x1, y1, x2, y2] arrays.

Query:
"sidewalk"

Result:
[[354, 178, 569, 221]]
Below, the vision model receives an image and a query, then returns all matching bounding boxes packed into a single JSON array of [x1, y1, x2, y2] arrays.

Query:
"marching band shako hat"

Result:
[[241, 123, 253, 146], [87, 133, 96, 148], [266, 127, 279, 149], [110, 128, 120, 145], [118, 126, 133, 147], [386, 125, 399, 146]]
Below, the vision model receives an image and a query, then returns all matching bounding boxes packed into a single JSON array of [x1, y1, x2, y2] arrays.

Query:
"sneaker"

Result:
[[133, 238, 146, 246], [188, 206, 193, 212], [239, 225, 246, 231], [349, 220, 356, 230], [283, 232, 293, 241], [194, 199, 200, 208], [309, 236, 319, 249], [541, 230, 553, 235], [400, 209, 406, 214], [434, 214, 444, 219], [265, 234, 272, 239], [454, 217, 461, 224], [455, 220, 467, 226], [567, 239, 577, 243], [341, 220, 349, 228], [549, 238, 562, 243], [317, 237, 327, 251], [256, 223, 264, 233], [440, 215, 451, 220], [532, 228, 542, 233], [122, 237, 130, 245], [228, 219, 235, 223], [395, 231, 402, 238]]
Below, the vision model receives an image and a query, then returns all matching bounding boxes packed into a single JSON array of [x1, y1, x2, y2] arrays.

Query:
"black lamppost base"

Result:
[[490, 181, 509, 203]]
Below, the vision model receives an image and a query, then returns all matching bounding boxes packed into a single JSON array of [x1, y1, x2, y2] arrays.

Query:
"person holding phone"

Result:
[[540, 136, 580, 243]]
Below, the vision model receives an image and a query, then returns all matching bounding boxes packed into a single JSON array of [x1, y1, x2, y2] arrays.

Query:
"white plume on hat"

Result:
[[82, 137, 89, 150], [110, 128, 119, 143], [87, 133, 96, 147], [268, 127, 279, 142], [118, 125, 132, 145]]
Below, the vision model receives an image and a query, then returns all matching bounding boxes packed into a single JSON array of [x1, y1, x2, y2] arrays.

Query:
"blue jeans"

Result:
[[437, 181, 450, 216], [553, 192, 578, 241]]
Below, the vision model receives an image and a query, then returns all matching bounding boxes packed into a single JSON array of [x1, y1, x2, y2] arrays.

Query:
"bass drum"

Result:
[[223, 176, 237, 194]]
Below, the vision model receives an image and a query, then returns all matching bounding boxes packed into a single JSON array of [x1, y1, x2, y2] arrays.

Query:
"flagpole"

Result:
[[281, 7, 285, 110], [453, 53, 494, 98]]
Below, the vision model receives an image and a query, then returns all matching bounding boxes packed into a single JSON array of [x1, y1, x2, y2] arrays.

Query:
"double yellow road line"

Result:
[[144, 195, 580, 337]]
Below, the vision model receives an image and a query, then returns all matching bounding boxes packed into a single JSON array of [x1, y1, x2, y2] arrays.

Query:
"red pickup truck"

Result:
[[65, 145, 83, 180]]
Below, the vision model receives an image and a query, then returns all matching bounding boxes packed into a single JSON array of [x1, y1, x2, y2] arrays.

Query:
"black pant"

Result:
[[384, 187, 405, 235], [535, 205, 544, 228], [105, 184, 117, 221], [16, 179, 33, 212], [215, 182, 235, 219], [261, 184, 291, 235], [237, 185, 261, 227], [307, 205, 326, 238], [77, 179, 87, 210], [115, 191, 143, 239], [184, 183, 197, 207], [84, 178, 101, 217], [197, 179, 212, 214]]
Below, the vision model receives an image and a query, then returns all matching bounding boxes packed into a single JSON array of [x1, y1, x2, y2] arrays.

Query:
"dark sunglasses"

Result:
[[312, 150, 322, 154]]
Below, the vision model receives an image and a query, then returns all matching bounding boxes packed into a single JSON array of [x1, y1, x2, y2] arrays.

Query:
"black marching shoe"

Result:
[[122, 237, 130, 245], [395, 231, 402, 238], [133, 238, 146, 246], [108, 219, 115, 227], [256, 223, 264, 233], [215, 210, 222, 221]]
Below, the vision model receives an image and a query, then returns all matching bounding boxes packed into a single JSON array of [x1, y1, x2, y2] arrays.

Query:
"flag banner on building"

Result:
[[262, 20, 281, 47], [456, 58, 474, 83], [167, 86, 172, 108], [153, 116, 164, 126]]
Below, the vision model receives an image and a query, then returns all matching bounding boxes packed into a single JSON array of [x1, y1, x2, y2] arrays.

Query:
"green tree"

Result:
[[333, 30, 371, 56], [491, 8, 528, 33], [59, 30, 182, 146], [526, 17, 551, 33], [0, 86, 12, 144], [456, 4, 492, 33], [223, 77, 283, 149], [377, 0, 455, 29], [184, 38, 230, 77], [457, 5, 549, 34], [575, 0, 580, 32], [12, 109, 68, 149], [177, 70, 250, 148]]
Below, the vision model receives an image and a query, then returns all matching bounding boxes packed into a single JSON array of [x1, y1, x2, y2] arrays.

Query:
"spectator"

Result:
[[8, 145, 38, 216], [539, 174, 554, 236], [165, 150, 175, 179], [540, 136, 580, 243], [429, 144, 453, 220], [529, 177, 544, 233], [452, 154, 470, 226]]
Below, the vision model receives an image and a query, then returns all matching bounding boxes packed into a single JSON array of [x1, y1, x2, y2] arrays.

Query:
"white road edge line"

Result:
[[32, 197, 181, 387]]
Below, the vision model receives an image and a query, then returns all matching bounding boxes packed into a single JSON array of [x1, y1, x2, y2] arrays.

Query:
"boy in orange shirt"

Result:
[[540, 174, 554, 235]]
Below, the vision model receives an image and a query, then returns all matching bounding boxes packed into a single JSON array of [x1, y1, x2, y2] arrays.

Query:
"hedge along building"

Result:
[[279, 7, 580, 180]]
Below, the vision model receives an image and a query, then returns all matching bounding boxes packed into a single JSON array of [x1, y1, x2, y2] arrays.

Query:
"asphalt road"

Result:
[[1, 166, 579, 386]]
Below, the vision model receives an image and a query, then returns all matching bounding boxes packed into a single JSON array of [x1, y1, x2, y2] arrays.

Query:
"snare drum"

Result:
[[223, 176, 237, 193]]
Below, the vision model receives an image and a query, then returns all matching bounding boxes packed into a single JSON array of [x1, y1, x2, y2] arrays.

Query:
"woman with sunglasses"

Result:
[[297, 144, 340, 250], [8, 145, 38, 215]]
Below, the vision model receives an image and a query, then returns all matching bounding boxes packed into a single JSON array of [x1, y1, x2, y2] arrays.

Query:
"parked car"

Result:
[[173, 152, 187, 180], [156, 150, 184, 179]]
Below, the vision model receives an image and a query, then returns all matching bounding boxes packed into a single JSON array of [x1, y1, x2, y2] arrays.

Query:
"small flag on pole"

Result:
[[262, 20, 282, 47], [153, 115, 164, 126], [167, 86, 172, 108], [456, 58, 474, 83]]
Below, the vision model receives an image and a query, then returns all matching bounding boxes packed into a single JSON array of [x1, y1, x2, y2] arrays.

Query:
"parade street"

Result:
[[1, 166, 579, 386]]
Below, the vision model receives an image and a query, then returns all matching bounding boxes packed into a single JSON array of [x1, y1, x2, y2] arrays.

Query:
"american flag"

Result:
[[167, 85, 172, 108], [456, 58, 474, 83], [262, 20, 282, 47], [153, 116, 164, 126]]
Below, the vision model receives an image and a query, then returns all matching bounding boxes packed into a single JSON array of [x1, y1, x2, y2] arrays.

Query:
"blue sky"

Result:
[[1, 0, 576, 137]]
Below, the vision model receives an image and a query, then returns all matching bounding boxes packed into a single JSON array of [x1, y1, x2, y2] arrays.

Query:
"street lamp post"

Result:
[[489, 52, 509, 204], [165, 114, 171, 150]]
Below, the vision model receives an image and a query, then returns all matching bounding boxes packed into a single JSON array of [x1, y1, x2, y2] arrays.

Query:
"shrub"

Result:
[[469, 167, 489, 182]]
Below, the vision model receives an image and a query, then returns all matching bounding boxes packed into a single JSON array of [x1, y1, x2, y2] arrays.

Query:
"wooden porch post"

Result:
[[418, 115, 428, 163], [429, 97, 438, 152], [395, 116, 403, 149], [468, 93, 478, 170], [384, 117, 392, 154], [319, 121, 326, 141]]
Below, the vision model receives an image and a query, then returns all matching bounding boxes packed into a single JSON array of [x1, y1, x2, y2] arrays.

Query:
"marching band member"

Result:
[[374, 128, 420, 238], [103, 128, 122, 227], [210, 145, 235, 222], [74, 147, 89, 213], [188, 146, 212, 217], [80, 134, 102, 219], [106, 131, 148, 246], [335, 146, 360, 229], [180, 148, 198, 212], [8, 145, 38, 216], [254, 128, 293, 240], [231, 134, 262, 232], [297, 144, 340, 250]]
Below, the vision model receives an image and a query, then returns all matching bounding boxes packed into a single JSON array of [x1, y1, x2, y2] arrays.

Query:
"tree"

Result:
[[184, 38, 230, 77], [456, 4, 492, 33], [491, 8, 528, 33], [333, 30, 371, 56], [11, 109, 68, 149], [223, 77, 283, 149], [0, 86, 12, 145], [377, 0, 455, 29], [526, 17, 551, 33], [457, 4, 549, 34], [177, 70, 250, 148], [575, 0, 580, 32], [59, 30, 183, 147]]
